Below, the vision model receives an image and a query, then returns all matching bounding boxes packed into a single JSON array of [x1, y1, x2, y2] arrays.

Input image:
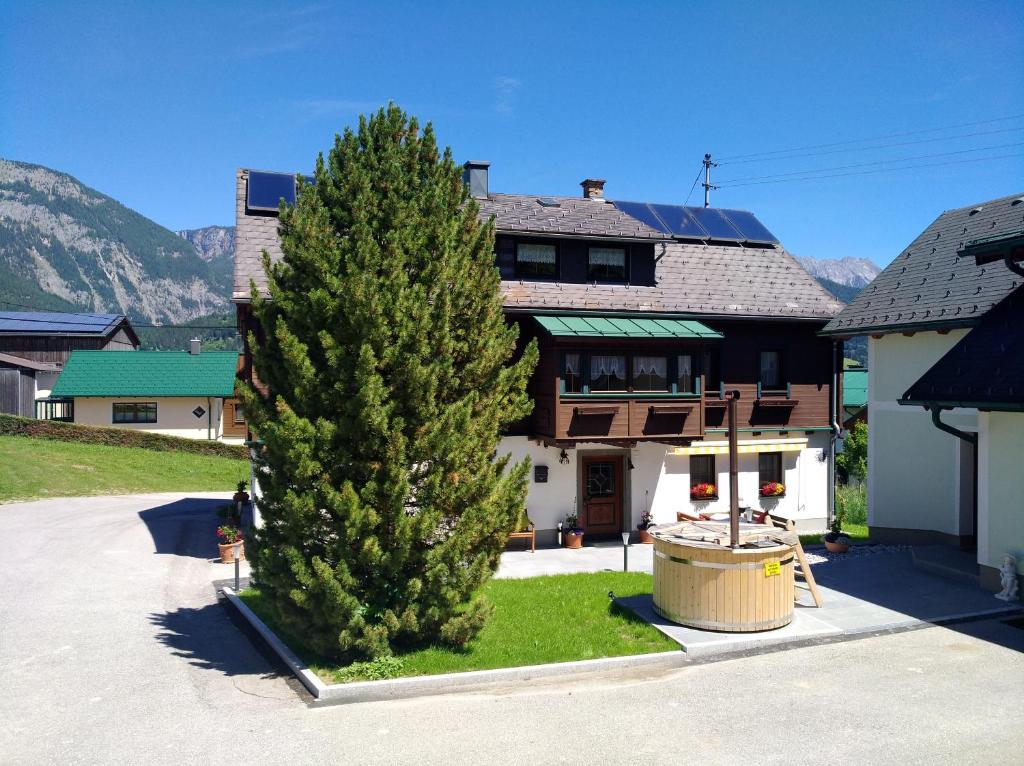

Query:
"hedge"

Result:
[[0, 414, 248, 459]]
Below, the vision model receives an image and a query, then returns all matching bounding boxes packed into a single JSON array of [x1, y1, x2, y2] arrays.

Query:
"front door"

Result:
[[581, 455, 624, 536]]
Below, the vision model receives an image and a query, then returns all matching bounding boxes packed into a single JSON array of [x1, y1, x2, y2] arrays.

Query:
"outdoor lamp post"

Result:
[[557, 521, 563, 547], [233, 542, 242, 590], [621, 531, 631, 572]]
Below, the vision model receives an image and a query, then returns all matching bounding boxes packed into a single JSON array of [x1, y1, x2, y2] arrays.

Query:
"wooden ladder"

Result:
[[772, 517, 823, 608]]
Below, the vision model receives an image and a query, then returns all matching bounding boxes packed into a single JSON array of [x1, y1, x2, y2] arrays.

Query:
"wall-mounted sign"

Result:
[[534, 465, 549, 483]]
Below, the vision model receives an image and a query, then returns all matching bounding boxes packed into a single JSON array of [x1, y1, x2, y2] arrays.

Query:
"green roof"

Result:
[[843, 369, 868, 408], [533, 314, 722, 339], [52, 351, 239, 398]]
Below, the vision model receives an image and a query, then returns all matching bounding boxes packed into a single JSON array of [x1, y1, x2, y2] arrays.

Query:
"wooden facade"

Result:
[[0, 325, 137, 366]]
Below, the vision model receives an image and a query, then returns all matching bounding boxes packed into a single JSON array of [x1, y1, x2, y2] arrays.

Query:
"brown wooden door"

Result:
[[581, 455, 623, 536]]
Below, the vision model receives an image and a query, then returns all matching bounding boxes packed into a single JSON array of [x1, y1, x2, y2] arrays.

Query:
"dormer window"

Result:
[[516, 243, 557, 278], [588, 247, 627, 281]]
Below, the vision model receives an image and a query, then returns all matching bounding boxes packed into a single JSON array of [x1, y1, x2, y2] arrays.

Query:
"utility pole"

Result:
[[702, 153, 718, 208]]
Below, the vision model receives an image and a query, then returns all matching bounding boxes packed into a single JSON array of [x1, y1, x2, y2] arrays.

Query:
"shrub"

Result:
[[0, 414, 247, 459]]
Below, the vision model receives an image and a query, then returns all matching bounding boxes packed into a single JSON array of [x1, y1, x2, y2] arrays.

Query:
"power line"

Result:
[[682, 165, 704, 207], [716, 151, 1024, 189], [717, 113, 1024, 162], [719, 126, 1024, 166], [717, 140, 1024, 185]]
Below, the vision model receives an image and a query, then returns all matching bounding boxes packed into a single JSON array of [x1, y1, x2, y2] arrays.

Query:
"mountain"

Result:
[[177, 225, 234, 291], [796, 256, 880, 288], [0, 159, 230, 323], [815, 277, 861, 304]]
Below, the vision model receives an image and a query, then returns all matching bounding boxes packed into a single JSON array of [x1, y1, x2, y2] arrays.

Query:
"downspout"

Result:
[[207, 396, 212, 440], [828, 341, 840, 528], [1004, 252, 1024, 279], [928, 405, 977, 446]]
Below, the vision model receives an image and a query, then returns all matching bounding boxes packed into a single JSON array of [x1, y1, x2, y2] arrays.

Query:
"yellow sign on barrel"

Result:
[[764, 561, 781, 577]]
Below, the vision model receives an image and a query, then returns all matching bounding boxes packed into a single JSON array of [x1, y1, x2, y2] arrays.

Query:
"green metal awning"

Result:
[[532, 314, 722, 339]]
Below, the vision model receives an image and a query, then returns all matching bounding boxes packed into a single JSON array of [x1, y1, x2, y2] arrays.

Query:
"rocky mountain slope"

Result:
[[176, 225, 234, 290], [0, 160, 230, 322], [796, 256, 880, 288]]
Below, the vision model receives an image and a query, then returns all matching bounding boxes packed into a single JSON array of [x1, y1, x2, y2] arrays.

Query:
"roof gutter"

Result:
[[819, 317, 981, 338], [1004, 251, 1024, 279], [926, 404, 977, 446]]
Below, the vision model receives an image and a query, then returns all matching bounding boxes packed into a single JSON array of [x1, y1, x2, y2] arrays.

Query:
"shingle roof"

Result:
[[0, 311, 127, 336], [51, 351, 240, 397], [234, 169, 843, 319], [822, 192, 1024, 336], [0, 352, 60, 372], [502, 243, 843, 318], [900, 287, 1023, 410]]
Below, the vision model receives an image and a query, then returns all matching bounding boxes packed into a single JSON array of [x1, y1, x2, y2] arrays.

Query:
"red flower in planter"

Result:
[[759, 482, 785, 497], [690, 483, 718, 500]]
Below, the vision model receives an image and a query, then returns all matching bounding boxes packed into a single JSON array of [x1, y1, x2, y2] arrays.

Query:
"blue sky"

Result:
[[2, 1, 1022, 266]]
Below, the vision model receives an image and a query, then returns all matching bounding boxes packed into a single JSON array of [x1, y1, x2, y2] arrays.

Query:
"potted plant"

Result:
[[233, 480, 250, 505], [823, 501, 851, 553], [216, 525, 245, 563], [563, 512, 584, 549], [759, 481, 785, 498], [690, 483, 718, 501], [637, 508, 655, 544]]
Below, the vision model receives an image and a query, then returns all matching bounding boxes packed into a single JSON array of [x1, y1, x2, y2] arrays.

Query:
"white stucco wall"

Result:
[[978, 412, 1024, 577], [72, 396, 229, 441], [34, 371, 59, 400], [500, 432, 830, 534], [868, 331, 976, 535]]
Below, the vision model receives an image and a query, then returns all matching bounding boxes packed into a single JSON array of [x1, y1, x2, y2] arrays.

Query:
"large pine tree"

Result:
[[238, 105, 538, 660]]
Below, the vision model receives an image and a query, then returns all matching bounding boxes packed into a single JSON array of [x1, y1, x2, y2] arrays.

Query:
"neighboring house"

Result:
[[0, 311, 138, 418], [50, 344, 247, 442], [234, 165, 844, 539], [822, 192, 1024, 592], [842, 364, 868, 426]]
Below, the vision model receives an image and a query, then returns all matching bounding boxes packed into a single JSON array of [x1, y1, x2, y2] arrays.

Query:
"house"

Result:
[[50, 343, 247, 442], [234, 165, 844, 540], [0, 311, 138, 418], [842, 363, 868, 426], [822, 192, 1023, 593]]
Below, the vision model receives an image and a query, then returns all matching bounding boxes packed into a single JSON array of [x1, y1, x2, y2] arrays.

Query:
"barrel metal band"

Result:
[[654, 550, 794, 570]]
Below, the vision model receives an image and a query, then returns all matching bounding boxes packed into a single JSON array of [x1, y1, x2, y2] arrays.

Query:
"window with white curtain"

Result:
[[563, 353, 582, 393], [590, 354, 626, 391], [587, 247, 627, 281], [677, 353, 694, 393], [632, 355, 668, 391], [515, 243, 557, 278]]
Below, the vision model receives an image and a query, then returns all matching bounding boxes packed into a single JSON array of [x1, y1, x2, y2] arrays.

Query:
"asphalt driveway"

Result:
[[1, 493, 1022, 764]]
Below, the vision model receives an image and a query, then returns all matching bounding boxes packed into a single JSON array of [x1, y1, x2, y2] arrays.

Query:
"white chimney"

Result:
[[189, 338, 201, 355]]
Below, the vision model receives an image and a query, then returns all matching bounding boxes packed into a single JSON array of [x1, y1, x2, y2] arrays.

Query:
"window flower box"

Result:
[[690, 483, 718, 501], [759, 481, 786, 498]]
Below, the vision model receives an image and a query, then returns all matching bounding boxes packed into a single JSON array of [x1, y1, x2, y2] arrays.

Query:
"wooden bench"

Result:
[[508, 528, 536, 553]]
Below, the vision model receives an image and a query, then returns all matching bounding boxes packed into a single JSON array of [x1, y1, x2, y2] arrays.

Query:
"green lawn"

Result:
[[0, 435, 249, 502], [239, 571, 678, 684]]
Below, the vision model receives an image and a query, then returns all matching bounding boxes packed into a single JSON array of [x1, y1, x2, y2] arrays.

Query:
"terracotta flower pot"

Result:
[[564, 532, 583, 549], [824, 539, 849, 554], [638, 528, 654, 544], [218, 540, 245, 564]]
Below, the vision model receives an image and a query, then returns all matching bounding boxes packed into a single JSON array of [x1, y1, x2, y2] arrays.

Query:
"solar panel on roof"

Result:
[[0, 311, 121, 334], [718, 209, 779, 244], [649, 204, 709, 239], [247, 171, 298, 211], [537, 197, 561, 207], [607, 201, 671, 234], [685, 207, 745, 241]]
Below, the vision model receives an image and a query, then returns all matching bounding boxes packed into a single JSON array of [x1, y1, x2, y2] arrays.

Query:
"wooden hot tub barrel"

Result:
[[651, 522, 795, 632]]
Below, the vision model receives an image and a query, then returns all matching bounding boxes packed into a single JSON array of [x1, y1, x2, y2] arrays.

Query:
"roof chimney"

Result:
[[463, 161, 490, 199], [581, 178, 606, 200], [189, 338, 201, 355]]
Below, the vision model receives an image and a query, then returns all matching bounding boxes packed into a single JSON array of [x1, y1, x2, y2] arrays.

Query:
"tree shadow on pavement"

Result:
[[150, 600, 284, 679], [138, 497, 228, 559]]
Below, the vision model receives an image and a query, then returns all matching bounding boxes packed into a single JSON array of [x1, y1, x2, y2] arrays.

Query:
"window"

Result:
[[587, 247, 627, 281], [233, 405, 245, 424], [112, 402, 157, 424], [589, 355, 626, 391], [677, 353, 694, 393], [515, 243, 557, 278], [690, 455, 716, 489], [759, 351, 782, 389], [563, 353, 582, 393], [759, 452, 783, 485], [632, 356, 668, 391], [702, 349, 720, 393]]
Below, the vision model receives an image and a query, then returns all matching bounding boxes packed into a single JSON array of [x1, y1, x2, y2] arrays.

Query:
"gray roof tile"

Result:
[[822, 192, 1024, 335]]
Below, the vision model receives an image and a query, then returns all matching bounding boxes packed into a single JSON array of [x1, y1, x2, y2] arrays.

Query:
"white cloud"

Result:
[[493, 76, 521, 115]]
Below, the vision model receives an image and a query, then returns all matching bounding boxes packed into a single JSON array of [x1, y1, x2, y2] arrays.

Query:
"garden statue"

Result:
[[995, 554, 1019, 602]]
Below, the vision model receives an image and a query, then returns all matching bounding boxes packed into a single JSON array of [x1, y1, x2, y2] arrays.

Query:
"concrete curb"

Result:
[[221, 587, 688, 705]]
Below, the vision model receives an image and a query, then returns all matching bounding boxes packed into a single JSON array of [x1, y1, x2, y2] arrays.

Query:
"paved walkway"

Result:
[[2, 493, 1023, 764]]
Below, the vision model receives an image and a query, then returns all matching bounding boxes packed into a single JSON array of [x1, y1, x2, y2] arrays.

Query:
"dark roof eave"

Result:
[[899, 398, 1024, 413], [493, 229, 668, 243], [819, 317, 982, 337], [505, 306, 832, 323]]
